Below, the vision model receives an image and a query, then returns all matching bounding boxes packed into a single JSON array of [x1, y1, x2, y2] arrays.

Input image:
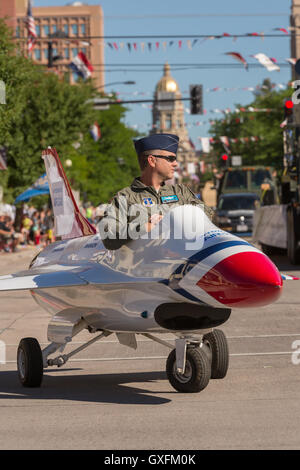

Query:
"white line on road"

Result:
[[2, 351, 295, 364], [3, 333, 300, 347]]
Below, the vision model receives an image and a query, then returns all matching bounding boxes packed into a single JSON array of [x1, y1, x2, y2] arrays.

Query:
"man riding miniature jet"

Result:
[[0, 138, 290, 394], [100, 133, 213, 250]]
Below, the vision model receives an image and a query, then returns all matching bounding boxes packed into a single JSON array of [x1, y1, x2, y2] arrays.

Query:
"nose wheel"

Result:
[[17, 338, 43, 387], [166, 347, 211, 393], [203, 329, 229, 379]]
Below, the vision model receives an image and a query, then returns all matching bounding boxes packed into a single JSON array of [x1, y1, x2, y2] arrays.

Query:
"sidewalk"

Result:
[[0, 245, 40, 274]]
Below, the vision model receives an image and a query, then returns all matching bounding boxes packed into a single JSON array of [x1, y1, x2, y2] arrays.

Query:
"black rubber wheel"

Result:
[[203, 329, 229, 379], [166, 347, 211, 393], [17, 338, 43, 387]]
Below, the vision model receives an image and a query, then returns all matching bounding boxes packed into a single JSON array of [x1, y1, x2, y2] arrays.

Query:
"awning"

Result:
[[14, 173, 49, 203]]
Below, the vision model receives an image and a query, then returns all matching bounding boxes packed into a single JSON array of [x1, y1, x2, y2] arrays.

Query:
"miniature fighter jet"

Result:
[[0, 148, 288, 393]]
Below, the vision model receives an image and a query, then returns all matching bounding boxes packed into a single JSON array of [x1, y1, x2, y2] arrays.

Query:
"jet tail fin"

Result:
[[42, 147, 96, 240]]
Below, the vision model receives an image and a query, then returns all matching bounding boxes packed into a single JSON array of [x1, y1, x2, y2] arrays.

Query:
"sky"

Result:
[[33, 0, 293, 150]]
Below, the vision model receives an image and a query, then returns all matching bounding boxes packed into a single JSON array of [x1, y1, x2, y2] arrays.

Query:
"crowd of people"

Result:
[[0, 202, 106, 254]]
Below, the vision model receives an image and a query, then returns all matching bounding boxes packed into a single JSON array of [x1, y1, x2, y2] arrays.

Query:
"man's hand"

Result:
[[145, 213, 163, 232]]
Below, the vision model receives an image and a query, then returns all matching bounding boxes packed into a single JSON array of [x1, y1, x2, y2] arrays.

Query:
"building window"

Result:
[[34, 49, 41, 60], [64, 48, 70, 59], [81, 48, 87, 55], [71, 24, 78, 35], [16, 26, 20, 38], [72, 72, 79, 82], [43, 48, 49, 59], [165, 114, 172, 129], [43, 25, 49, 37], [52, 24, 57, 34], [72, 48, 78, 58], [36, 25, 40, 37], [64, 24, 69, 36], [80, 24, 86, 35]]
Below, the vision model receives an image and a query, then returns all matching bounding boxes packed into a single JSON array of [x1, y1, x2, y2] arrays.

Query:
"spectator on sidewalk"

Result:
[[0, 214, 22, 252]]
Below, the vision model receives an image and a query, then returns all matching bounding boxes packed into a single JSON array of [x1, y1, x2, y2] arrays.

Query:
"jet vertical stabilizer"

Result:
[[42, 147, 96, 239]]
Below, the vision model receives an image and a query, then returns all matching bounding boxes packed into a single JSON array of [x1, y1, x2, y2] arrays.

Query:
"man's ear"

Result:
[[147, 155, 156, 168]]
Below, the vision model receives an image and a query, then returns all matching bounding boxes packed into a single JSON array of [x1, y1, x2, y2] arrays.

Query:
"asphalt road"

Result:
[[0, 244, 299, 450]]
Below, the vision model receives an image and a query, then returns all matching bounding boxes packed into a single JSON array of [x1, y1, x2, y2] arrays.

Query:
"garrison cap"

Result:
[[134, 133, 179, 155]]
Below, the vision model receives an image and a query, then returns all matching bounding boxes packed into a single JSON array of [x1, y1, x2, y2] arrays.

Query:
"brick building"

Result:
[[12, 0, 104, 88]]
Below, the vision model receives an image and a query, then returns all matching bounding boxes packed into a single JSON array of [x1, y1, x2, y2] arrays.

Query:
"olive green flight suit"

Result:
[[100, 177, 213, 250]]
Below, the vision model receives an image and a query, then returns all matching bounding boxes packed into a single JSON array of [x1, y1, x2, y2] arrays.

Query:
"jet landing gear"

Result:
[[16, 322, 113, 388], [143, 329, 229, 393], [202, 329, 229, 379], [17, 338, 44, 387], [166, 346, 211, 393], [16, 326, 229, 393]]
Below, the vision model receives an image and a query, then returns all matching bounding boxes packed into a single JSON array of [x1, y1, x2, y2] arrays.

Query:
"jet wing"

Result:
[[0, 265, 89, 291]]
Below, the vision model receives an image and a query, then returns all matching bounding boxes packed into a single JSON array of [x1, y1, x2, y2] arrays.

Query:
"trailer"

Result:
[[252, 102, 300, 265]]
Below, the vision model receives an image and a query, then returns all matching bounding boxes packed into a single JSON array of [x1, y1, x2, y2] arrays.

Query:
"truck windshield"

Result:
[[250, 169, 271, 189], [218, 196, 258, 211], [225, 170, 247, 189]]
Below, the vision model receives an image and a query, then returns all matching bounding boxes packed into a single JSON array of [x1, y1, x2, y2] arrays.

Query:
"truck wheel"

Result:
[[166, 347, 210, 393], [287, 209, 300, 265], [17, 338, 43, 387], [203, 329, 229, 379]]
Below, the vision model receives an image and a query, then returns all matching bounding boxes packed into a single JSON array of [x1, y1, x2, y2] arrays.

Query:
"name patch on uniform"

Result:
[[160, 195, 179, 204], [142, 197, 155, 206]]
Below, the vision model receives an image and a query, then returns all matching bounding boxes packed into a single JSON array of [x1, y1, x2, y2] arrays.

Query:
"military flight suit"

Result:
[[100, 177, 213, 250]]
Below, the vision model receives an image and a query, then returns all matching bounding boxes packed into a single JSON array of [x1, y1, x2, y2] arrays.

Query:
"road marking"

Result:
[[3, 351, 295, 364], [4, 333, 300, 347]]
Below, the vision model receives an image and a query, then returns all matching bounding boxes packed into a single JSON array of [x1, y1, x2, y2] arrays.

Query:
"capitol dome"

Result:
[[155, 63, 180, 94]]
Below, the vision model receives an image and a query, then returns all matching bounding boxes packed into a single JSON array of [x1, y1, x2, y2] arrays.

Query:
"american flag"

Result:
[[26, 0, 37, 55]]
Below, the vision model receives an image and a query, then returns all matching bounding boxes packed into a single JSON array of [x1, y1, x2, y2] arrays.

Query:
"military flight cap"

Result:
[[134, 133, 179, 155]]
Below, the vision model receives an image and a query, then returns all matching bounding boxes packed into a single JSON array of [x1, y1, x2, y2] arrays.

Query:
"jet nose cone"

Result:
[[197, 251, 282, 308]]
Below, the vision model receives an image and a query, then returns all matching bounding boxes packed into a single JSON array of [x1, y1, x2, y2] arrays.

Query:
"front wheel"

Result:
[[17, 338, 43, 387], [203, 329, 229, 379], [166, 347, 211, 393]]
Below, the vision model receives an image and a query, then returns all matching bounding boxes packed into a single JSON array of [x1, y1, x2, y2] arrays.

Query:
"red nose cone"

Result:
[[197, 252, 282, 307]]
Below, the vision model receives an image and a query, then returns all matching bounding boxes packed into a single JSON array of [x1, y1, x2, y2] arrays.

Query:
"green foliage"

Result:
[[209, 80, 292, 170], [61, 102, 140, 205], [0, 19, 140, 205]]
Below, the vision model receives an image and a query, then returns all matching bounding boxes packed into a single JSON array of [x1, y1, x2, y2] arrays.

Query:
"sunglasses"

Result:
[[152, 154, 177, 163]]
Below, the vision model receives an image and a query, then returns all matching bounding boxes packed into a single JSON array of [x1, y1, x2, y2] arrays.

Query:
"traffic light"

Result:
[[220, 154, 229, 167], [190, 85, 203, 114], [284, 99, 294, 123]]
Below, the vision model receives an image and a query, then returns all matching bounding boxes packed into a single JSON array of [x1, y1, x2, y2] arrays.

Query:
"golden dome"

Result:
[[155, 63, 179, 94]]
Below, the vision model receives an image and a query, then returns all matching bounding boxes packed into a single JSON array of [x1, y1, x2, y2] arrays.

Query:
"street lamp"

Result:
[[96, 81, 136, 90], [47, 30, 68, 68]]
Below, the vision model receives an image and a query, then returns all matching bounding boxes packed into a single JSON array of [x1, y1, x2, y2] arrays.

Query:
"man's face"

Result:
[[148, 150, 178, 180]]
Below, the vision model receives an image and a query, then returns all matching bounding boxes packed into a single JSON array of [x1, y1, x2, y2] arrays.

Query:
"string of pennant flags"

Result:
[[132, 102, 279, 114], [198, 136, 262, 153], [103, 27, 294, 51], [115, 81, 293, 96]]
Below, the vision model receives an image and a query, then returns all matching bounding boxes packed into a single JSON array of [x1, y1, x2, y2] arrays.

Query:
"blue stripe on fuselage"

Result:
[[161, 240, 253, 303]]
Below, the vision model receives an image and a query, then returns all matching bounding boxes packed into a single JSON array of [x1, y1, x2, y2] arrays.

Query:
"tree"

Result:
[[0, 18, 140, 205], [209, 81, 292, 170]]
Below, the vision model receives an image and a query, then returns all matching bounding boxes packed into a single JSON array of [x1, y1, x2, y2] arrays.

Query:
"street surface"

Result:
[[0, 242, 300, 450]]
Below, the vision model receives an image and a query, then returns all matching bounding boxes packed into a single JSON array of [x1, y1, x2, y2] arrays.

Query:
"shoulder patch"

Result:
[[142, 197, 155, 206]]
